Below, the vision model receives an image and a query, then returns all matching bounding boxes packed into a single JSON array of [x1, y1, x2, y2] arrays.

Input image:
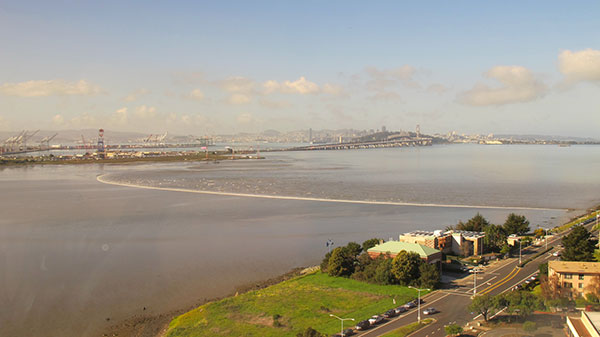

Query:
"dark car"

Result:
[[355, 320, 370, 330], [403, 302, 416, 309], [342, 328, 355, 336], [383, 309, 396, 318], [414, 298, 425, 304]]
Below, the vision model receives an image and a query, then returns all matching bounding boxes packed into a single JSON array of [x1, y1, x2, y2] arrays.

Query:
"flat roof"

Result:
[[549, 261, 600, 274], [368, 241, 440, 258], [585, 311, 600, 334], [451, 230, 485, 238]]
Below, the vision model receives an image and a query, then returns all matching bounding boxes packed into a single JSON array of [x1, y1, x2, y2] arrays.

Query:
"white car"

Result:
[[423, 307, 438, 315]]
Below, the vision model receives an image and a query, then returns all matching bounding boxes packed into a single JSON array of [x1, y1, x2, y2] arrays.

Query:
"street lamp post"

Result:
[[473, 268, 479, 295], [329, 314, 354, 336], [519, 239, 522, 265], [408, 286, 430, 323]]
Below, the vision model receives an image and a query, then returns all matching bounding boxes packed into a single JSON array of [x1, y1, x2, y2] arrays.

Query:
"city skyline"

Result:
[[1, 1, 599, 137]]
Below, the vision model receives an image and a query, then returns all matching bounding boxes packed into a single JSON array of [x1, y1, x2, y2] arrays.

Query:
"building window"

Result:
[[565, 274, 572, 279], [579, 283, 584, 289], [579, 274, 585, 280], [564, 282, 572, 288]]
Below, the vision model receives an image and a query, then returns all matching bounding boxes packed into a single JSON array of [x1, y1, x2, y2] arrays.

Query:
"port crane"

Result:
[[40, 133, 58, 150]]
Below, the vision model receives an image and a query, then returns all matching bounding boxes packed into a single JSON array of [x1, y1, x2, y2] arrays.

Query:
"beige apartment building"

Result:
[[548, 261, 600, 298]]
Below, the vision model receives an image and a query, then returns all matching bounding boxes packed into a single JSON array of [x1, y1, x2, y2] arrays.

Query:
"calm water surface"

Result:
[[1, 144, 599, 336]]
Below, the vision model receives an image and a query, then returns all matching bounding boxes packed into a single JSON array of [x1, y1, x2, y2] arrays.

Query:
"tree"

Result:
[[534, 228, 546, 238], [320, 251, 332, 272], [296, 327, 324, 337], [362, 238, 381, 252], [540, 274, 573, 308], [483, 224, 507, 252], [344, 242, 362, 257], [503, 213, 530, 235], [500, 243, 511, 257], [374, 258, 396, 285], [469, 294, 494, 321], [497, 291, 541, 319], [538, 262, 548, 276], [585, 275, 600, 300], [327, 247, 354, 277], [457, 213, 489, 232], [418, 263, 440, 289], [391, 251, 422, 285], [561, 225, 596, 261], [445, 324, 463, 336]]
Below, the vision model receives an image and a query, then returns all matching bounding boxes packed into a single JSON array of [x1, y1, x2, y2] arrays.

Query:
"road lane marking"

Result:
[[479, 267, 520, 295]]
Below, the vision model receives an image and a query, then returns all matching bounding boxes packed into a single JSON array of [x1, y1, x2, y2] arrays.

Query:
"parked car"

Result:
[[373, 315, 385, 324], [383, 309, 396, 318], [355, 320, 370, 330], [368, 316, 378, 325], [414, 298, 425, 304], [423, 307, 438, 315], [403, 302, 416, 309], [341, 328, 355, 336], [394, 306, 407, 314], [553, 251, 560, 257]]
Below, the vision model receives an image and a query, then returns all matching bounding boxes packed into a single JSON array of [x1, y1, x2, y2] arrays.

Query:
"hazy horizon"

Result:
[[1, 1, 599, 137]]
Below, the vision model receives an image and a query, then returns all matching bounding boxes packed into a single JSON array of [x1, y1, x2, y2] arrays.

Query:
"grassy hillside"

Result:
[[166, 272, 423, 337]]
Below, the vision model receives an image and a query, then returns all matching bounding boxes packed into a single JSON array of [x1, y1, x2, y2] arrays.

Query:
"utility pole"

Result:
[[519, 239, 522, 265], [329, 314, 354, 337], [408, 286, 430, 322]]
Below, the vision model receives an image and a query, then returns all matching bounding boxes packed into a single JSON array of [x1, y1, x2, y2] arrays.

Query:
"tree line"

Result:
[[320, 239, 440, 289]]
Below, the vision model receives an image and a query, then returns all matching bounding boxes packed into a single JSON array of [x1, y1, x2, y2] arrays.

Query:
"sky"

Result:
[[0, 1, 599, 137]]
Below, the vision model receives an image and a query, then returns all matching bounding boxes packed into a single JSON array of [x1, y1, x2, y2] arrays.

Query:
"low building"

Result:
[[567, 310, 600, 337], [398, 230, 453, 254], [367, 241, 442, 264], [549, 261, 600, 298], [448, 230, 485, 256]]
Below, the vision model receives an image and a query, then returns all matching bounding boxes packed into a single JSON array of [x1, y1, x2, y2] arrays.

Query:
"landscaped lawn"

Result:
[[165, 271, 424, 337]]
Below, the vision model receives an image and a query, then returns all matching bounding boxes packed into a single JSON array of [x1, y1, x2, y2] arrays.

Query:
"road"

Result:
[[357, 223, 592, 337]]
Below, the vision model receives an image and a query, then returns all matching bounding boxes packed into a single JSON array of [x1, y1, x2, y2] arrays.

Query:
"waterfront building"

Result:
[[367, 241, 442, 264], [398, 230, 484, 256]]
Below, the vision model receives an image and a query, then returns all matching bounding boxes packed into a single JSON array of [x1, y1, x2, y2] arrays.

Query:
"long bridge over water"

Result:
[[280, 137, 433, 151]]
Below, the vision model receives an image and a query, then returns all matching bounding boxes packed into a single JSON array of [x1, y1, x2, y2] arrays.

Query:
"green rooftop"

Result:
[[367, 241, 440, 258]]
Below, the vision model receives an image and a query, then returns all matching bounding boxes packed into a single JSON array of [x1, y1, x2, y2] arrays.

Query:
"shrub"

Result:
[[523, 321, 537, 332]]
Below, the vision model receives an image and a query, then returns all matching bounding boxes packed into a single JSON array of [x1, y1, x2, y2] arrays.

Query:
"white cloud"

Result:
[[228, 94, 251, 105], [0, 80, 102, 97], [280, 77, 319, 94], [134, 105, 157, 119], [187, 88, 205, 101], [559, 49, 600, 84], [124, 88, 149, 102], [110, 107, 128, 126], [262, 77, 320, 95], [458, 66, 546, 106]]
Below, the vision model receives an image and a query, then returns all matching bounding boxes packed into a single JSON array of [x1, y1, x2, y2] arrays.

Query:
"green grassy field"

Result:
[[165, 272, 424, 337]]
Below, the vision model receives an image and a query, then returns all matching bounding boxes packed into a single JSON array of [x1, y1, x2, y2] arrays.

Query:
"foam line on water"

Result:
[[97, 174, 566, 211]]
